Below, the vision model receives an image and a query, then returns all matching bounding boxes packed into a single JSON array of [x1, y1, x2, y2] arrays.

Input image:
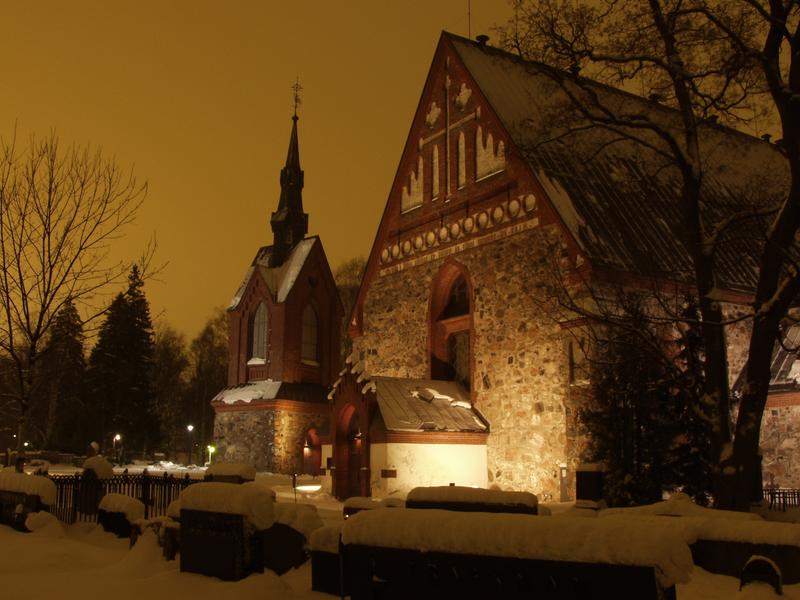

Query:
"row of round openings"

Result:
[[380, 194, 538, 264]]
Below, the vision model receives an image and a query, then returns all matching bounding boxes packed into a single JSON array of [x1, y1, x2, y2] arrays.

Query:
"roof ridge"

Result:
[[442, 30, 775, 148]]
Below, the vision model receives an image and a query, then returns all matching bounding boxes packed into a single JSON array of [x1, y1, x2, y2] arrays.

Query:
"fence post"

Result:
[[69, 473, 79, 523], [142, 471, 150, 519]]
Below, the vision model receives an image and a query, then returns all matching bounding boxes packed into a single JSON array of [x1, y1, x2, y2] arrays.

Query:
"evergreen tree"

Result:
[[666, 298, 714, 505], [88, 266, 158, 455], [39, 300, 88, 452], [185, 308, 228, 454], [579, 295, 714, 506], [151, 325, 189, 454]]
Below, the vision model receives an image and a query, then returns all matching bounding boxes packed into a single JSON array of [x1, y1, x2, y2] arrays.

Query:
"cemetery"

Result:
[[0, 456, 799, 598]]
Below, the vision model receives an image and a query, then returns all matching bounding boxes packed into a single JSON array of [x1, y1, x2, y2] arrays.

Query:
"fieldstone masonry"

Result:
[[762, 404, 800, 489], [214, 407, 330, 474], [354, 225, 581, 500]]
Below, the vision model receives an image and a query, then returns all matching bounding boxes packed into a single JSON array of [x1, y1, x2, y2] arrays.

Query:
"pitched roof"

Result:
[[229, 237, 317, 309], [446, 33, 787, 291], [371, 377, 488, 433]]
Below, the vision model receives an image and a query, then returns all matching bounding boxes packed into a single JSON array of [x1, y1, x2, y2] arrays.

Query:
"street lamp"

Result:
[[186, 425, 194, 465], [113, 434, 121, 462], [206, 444, 216, 466]]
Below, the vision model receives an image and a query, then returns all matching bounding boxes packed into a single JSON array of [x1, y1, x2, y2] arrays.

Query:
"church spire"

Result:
[[269, 80, 308, 267]]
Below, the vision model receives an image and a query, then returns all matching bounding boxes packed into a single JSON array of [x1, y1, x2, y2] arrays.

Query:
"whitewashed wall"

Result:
[[369, 442, 487, 496]]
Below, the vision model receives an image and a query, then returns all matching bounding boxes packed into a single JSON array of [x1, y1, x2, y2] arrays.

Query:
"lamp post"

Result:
[[113, 434, 121, 462], [186, 424, 194, 466], [206, 444, 216, 466]]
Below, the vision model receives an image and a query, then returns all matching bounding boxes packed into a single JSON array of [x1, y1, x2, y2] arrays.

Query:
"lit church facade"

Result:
[[213, 33, 797, 501]]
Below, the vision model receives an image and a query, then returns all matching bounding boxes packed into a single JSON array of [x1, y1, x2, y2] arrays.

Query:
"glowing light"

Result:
[[187, 424, 194, 433], [114, 434, 121, 442]]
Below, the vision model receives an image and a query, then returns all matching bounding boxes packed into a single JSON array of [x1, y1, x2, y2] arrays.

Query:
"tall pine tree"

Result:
[[88, 266, 158, 456], [38, 300, 88, 452]]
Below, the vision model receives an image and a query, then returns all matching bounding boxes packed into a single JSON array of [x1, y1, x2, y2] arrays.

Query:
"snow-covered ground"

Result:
[[2, 467, 799, 599], [2, 510, 796, 600]]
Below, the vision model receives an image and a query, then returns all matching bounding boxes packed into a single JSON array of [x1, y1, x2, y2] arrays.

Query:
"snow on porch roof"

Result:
[[371, 377, 488, 434]]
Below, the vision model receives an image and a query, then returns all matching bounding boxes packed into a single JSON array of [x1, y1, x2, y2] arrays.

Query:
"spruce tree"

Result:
[[579, 295, 714, 506], [41, 300, 88, 452], [88, 266, 158, 456]]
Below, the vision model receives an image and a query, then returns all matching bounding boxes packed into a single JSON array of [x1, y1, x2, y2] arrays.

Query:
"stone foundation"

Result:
[[213, 406, 330, 474]]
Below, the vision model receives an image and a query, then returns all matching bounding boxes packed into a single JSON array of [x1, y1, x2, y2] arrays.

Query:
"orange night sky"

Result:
[[0, 1, 512, 338]]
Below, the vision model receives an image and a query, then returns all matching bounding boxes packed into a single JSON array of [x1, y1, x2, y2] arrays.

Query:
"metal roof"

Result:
[[448, 34, 788, 291], [372, 377, 488, 433]]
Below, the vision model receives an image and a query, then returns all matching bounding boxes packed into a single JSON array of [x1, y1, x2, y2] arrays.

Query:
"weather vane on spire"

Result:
[[292, 77, 303, 119]]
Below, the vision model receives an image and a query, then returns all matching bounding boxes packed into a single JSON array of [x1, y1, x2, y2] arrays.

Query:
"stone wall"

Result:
[[354, 225, 581, 501], [761, 402, 800, 489], [213, 406, 330, 474]]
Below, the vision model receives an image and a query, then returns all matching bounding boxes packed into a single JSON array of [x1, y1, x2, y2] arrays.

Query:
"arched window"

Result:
[[250, 302, 268, 360], [301, 303, 318, 364], [430, 264, 473, 391]]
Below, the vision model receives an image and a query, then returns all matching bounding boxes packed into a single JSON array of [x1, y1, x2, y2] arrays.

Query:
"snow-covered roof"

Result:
[[212, 380, 328, 406], [228, 237, 318, 310], [341, 508, 693, 588], [447, 33, 789, 292], [372, 377, 488, 433], [212, 380, 281, 404]]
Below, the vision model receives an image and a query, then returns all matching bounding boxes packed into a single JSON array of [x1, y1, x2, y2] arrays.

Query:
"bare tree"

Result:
[[0, 132, 147, 452], [494, 0, 799, 509]]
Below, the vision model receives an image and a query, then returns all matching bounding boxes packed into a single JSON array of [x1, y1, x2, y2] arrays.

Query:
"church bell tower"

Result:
[[269, 82, 308, 267]]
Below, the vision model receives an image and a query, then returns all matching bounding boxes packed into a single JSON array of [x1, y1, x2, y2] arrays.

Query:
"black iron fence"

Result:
[[764, 487, 800, 512], [47, 472, 197, 524]]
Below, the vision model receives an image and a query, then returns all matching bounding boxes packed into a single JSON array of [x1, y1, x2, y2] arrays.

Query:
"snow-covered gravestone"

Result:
[[406, 485, 538, 515], [262, 503, 324, 575], [77, 455, 114, 516], [341, 508, 692, 599], [0, 469, 57, 530], [178, 481, 274, 581], [204, 462, 256, 484], [97, 493, 145, 538]]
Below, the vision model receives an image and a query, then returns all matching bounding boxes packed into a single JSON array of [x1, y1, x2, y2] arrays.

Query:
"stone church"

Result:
[[328, 32, 791, 501], [213, 32, 797, 500]]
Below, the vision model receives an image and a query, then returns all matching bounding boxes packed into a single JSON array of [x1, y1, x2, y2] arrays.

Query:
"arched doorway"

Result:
[[334, 402, 369, 499]]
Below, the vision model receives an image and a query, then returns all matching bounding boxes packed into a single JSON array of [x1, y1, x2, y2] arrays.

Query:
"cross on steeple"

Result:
[[292, 78, 303, 119]]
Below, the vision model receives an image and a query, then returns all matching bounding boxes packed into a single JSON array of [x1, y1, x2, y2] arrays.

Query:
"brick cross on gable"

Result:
[[419, 64, 480, 199]]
